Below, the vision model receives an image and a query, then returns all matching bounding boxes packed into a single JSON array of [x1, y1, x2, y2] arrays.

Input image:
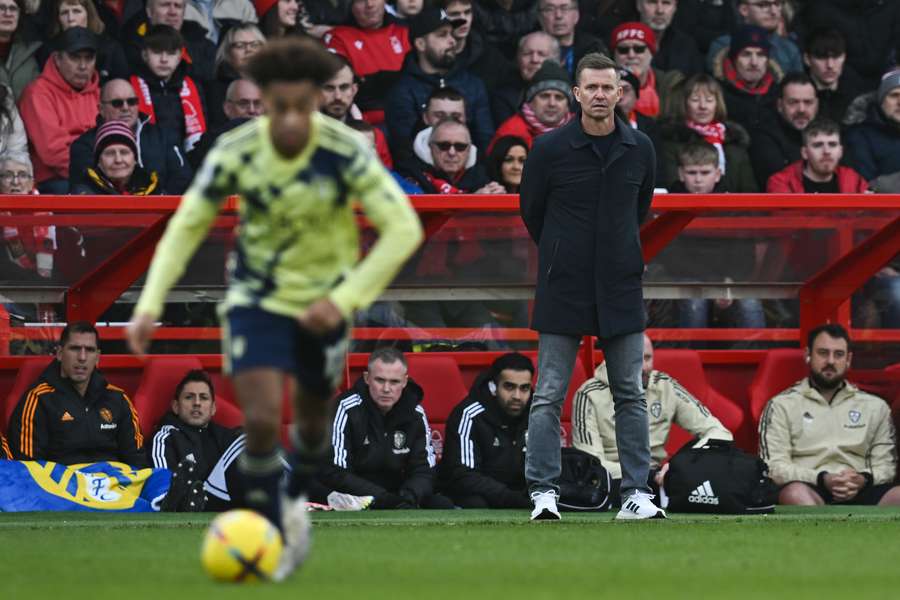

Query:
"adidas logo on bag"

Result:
[[687, 480, 720, 505]]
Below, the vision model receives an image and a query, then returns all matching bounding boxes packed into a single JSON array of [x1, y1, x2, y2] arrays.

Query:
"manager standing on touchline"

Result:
[[519, 52, 665, 521]]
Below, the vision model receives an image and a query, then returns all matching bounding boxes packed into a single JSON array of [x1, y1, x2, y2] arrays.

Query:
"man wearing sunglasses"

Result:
[[397, 118, 503, 194], [609, 22, 682, 119], [68, 78, 193, 193]]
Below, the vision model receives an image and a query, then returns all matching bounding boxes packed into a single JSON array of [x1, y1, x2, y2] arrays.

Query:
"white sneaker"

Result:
[[273, 494, 312, 582], [327, 491, 374, 511], [616, 491, 667, 520], [530, 490, 561, 521]]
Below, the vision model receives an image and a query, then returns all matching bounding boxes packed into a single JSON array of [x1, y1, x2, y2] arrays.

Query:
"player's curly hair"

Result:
[[243, 37, 342, 89]]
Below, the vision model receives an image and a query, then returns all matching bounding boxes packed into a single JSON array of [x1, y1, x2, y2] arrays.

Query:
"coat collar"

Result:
[[568, 114, 636, 149]]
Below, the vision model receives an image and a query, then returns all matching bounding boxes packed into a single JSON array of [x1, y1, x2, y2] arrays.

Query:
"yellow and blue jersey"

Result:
[[134, 113, 423, 321]]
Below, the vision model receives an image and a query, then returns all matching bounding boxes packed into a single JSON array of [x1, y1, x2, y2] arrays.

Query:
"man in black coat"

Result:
[[439, 353, 533, 508], [320, 347, 451, 509], [69, 79, 193, 194], [148, 369, 246, 511], [519, 52, 664, 521], [748, 73, 819, 189]]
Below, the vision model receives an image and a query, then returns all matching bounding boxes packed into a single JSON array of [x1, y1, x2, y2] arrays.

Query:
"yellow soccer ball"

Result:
[[201, 509, 283, 583]]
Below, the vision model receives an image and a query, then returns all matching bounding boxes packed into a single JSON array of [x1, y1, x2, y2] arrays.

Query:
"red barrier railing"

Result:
[[1, 194, 899, 368]]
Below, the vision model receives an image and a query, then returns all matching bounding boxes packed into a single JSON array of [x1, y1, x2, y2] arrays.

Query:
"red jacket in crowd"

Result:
[[18, 57, 100, 184], [766, 161, 870, 193]]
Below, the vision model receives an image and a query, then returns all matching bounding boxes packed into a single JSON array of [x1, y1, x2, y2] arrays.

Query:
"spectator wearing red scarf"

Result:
[[711, 24, 782, 133], [129, 25, 207, 152]]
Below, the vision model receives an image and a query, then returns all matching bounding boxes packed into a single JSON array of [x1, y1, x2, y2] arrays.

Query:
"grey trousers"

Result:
[[525, 331, 652, 499]]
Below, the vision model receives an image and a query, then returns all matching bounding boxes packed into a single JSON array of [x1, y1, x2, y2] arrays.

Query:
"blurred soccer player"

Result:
[[126, 37, 423, 580]]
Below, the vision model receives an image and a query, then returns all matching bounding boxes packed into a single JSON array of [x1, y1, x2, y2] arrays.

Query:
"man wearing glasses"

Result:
[[188, 78, 264, 170], [706, 0, 802, 76], [536, 0, 607, 78], [396, 118, 503, 194], [67, 78, 194, 193], [609, 21, 683, 119]]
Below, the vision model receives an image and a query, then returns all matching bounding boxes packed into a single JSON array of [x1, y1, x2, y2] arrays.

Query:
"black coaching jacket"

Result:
[[7, 360, 146, 466], [520, 115, 656, 338], [438, 372, 530, 508], [147, 411, 243, 482], [320, 376, 435, 506]]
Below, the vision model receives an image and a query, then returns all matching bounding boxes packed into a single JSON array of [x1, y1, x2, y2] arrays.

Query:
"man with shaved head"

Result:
[[69, 78, 193, 193]]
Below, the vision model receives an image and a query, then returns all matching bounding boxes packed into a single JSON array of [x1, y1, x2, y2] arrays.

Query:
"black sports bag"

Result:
[[558, 447, 612, 511], [663, 438, 778, 514]]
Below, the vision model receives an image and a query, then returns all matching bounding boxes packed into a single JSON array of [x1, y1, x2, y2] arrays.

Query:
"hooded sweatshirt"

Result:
[[18, 55, 100, 183]]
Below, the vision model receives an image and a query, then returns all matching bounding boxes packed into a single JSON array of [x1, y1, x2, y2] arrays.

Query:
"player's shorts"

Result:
[[223, 306, 348, 397], [787, 481, 895, 505]]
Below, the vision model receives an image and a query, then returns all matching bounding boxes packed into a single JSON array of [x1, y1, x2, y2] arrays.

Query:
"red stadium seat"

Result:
[[132, 356, 205, 435], [2, 357, 53, 434], [405, 354, 468, 422], [748, 349, 806, 424], [653, 349, 745, 455]]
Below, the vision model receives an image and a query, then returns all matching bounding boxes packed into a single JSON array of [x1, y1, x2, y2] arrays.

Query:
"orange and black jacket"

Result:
[[0, 433, 11, 459], [6, 361, 146, 467]]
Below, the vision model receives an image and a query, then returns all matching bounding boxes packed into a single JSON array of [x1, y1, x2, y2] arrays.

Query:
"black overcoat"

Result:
[[520, 115, 655, 338]]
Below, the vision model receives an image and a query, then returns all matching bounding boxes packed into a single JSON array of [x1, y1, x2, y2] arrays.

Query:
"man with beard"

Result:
[[319, 57, 393, 167], [488, 60, 574, 152], [748, 73, 819, 189], [767, 118, 868, 193], [385, 7, 494, 161], [439, 353, 534, 508], [759, 324, 900, 506]]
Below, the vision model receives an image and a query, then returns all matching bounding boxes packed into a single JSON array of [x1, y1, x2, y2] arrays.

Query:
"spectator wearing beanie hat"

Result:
[[712, 24, 781, 133], [74, 119, 160, 194], [609, 22, 682, 119], [488, 59, 574, 153], [706, 0, 802, 78], [845, 69, 900, 192]]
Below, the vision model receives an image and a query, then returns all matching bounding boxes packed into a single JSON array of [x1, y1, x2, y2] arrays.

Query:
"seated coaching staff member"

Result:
[[149, 369, 246, 510], [439, 353, 533, 508], [321, 347, 450, 509], [8, 321, 145, 466], [759, 324, 900, 506]]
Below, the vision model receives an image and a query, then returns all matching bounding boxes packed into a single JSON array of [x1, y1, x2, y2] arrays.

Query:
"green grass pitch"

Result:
[[2, 507, 899, 600]]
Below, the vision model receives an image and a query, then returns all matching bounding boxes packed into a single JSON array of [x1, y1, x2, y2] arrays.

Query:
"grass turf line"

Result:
[[1, 507, 899, 600]]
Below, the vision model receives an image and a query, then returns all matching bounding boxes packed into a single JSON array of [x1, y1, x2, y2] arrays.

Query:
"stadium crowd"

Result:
[[0, 0, 898, 331]]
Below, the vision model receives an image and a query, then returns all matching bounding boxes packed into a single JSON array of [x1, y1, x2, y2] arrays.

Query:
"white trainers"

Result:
[[530, 490, 561, 521], [616, 491, 667, 520], [273, 494, 312, 582], [327, 491, 374, 511]]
